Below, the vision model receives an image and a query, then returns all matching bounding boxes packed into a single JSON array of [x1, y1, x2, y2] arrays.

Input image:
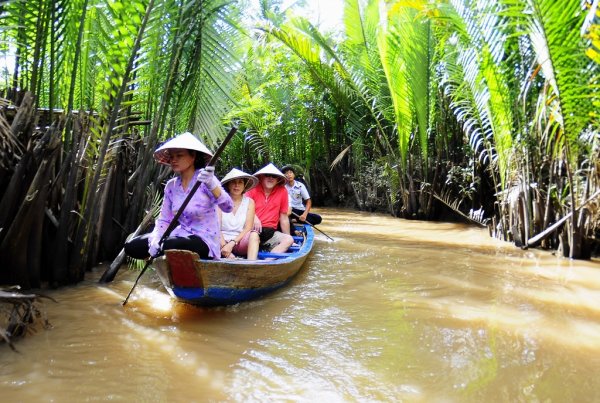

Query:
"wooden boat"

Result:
[[153, 224, 314, 306]]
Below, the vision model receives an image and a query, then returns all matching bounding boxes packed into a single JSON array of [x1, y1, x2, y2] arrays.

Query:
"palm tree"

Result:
[[0, 0, 245, 287], [240, 0, 600, 257]]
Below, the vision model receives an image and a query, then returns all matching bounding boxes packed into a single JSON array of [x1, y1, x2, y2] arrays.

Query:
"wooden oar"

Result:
[[291, 212, 334, 241], [121, 127, 237, 306]]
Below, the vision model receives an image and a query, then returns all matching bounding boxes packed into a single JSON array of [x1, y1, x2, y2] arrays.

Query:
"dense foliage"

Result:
[[0, 0, 598, 288], [235, 0, 600, 258]]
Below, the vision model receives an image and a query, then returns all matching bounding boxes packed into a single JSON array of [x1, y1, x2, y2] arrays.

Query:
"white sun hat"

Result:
[[221, 168, 259, 192], [253, 163, 286, 185], [153, 132, 213, 165]]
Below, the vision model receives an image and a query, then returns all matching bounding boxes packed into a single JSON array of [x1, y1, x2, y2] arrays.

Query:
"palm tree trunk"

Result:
[[10, 91, 35, 139], [90, 161, 115, 265], [0, 93, 37, 245], [51, 119, 86, 285], [0, 125, 61, 288]]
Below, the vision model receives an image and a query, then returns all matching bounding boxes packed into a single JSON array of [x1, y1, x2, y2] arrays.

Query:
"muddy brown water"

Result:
[[2, 208, 600, 402]]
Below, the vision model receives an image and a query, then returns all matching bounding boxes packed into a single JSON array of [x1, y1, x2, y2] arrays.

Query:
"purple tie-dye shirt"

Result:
[[149, 169, 233, 259]]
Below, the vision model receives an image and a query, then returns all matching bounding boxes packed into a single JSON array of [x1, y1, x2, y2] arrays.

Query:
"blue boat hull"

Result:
[[153, 224, 314, 306]]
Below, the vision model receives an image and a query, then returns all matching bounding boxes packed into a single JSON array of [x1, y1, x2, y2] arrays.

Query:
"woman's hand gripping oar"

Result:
[[291, 212, 334, 241], [121, 127, 237, 306]]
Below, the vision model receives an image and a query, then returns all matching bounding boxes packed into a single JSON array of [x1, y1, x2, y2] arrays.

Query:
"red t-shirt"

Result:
[[246, 185, 289, 229]]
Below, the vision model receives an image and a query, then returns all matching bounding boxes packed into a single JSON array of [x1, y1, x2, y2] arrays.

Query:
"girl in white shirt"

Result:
[[218, 168, 260, 260]]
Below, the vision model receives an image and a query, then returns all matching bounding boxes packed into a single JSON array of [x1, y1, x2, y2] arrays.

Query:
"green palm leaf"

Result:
[[500, 0, 599, 159], [431, 0, 515, 187], [386, 2, 433, 172], [160, 2, 242, 148]]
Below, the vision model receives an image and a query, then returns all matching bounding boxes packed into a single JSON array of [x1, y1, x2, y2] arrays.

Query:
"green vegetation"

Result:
[[0, 0, 598, 288]]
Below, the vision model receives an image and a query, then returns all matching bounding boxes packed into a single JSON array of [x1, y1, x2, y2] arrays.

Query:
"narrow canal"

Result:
[[2, 208, 600, 401]]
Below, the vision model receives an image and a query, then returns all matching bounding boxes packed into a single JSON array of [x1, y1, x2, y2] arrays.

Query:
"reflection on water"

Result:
[[2, 208, 600, 401]]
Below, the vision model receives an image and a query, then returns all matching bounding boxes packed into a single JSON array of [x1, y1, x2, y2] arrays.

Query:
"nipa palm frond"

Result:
[[170, 1, 243, 149], [500, 0, 600, 159]]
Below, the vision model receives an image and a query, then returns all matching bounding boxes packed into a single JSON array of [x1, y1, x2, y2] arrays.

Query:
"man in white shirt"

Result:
[[282, 165, 322, 226]]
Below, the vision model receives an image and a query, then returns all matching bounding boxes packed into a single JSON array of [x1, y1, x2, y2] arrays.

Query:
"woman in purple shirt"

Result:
[[124, 132, 233, 260]]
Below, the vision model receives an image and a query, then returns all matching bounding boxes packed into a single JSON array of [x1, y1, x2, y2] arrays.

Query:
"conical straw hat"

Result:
[[254, 163, 285, 185], [221, 168, 258, 192], [153, 132, 213, 165]]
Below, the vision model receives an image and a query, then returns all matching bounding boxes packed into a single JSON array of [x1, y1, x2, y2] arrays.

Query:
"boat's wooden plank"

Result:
[[166, 250, 203, 288]]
